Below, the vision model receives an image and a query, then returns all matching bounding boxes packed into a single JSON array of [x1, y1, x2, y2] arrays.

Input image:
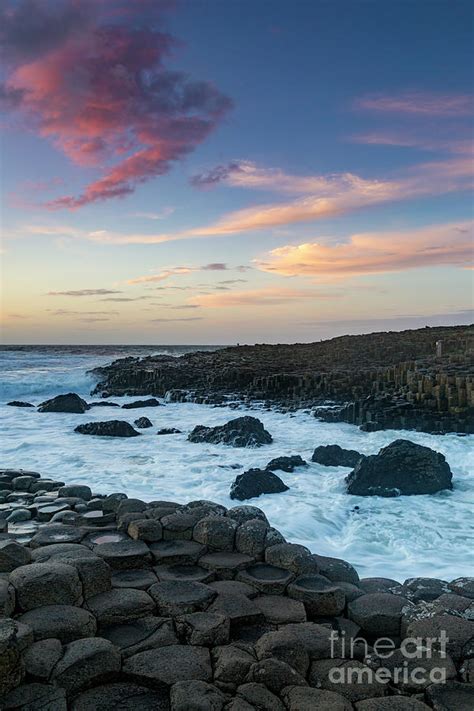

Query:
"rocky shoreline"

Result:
[[1, 469, 473, 710], [89, 326, 474, 435]]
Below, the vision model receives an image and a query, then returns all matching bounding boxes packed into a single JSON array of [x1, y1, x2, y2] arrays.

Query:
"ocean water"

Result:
[[1, 345, 473, 582]]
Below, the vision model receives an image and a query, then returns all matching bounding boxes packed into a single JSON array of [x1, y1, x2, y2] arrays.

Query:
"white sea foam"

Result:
[[1, 348, 473, 582]]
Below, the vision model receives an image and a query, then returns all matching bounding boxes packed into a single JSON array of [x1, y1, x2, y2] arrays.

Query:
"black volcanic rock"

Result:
[[74, 420, 141, 438], [312, 444, 363, 468], [189, 416, 272, 448], [134, 417, 153, 429], [7, 401, 34, 408], [38, 393, 89, 414], [87, 401, 120, 407], [157, 428, 182, 435], [230, 468, 289, 500], [346, 439, 453, 496], [265, 455, 307, 473], [122, 398, 161, 409]]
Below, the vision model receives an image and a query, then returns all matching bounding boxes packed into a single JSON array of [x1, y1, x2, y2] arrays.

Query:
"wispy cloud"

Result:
[[47, 289, 122, 297], [127, 267, 193, 285], [150, 317, 203, 322], [354, 91, 474, 116], [0, 0, 232, 209], [99, 296, 153, 302], [202, 263, 228, 271], [191, 287, 339, 308], [128, 208, 175, 220], [49, 309, 118, 317], [257, 221, 474, 280]]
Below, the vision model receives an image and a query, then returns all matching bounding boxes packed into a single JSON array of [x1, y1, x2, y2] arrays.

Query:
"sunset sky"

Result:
[[1, 0, 473, 344]]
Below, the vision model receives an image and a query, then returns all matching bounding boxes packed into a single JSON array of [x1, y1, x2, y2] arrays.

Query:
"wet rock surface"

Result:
[[188, 416, 273, 447], [38, 393, 89, 413], [230, 468, 289, 500], [312, 444, 363, 468], [74, 420, 141, 438], [0, 469, 472, 709]]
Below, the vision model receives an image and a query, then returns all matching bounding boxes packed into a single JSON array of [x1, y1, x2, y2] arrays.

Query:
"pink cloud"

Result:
[[191, 287, 338, 308], [355, 91, 474, 116], [257, 221, 474, 280], [0, 0, 231, 208]]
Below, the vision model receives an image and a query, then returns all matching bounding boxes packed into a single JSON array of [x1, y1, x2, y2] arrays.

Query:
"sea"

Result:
[[1, 345, 473, 581]]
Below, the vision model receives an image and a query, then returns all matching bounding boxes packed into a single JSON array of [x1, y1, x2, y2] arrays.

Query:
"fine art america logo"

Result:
[[328, 630, 450, 687]]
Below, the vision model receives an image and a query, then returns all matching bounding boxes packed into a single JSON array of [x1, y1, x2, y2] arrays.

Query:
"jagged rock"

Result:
[[122, 398, 161, 409], [70, 682, 169, 710], [0, 619, 25, 695], [18, 604, 97, 643], [405, 614, 474, 662], [87, 401, 120, 407], [176, 611, 230, 646], [74, 420, 141, 437], [128, 519, 163, 542], [346, 439, 453, 496], [157, 428, 182, 435], [102, 616, 177, 658], [399, 576, 450, 602], [10, 561, 82, 611], [348, 592, 410, 636], [265, 455, 307, 472], [86, 588, 155, 626], [134, 417, 153, 428], [0, 540, 31, 572], [123, 645, 212, 686], [38, 393, 89, 413], [230, 468, 289, 501], [170, 680, 226, 710], [149, 580, 216, 617], [212, 644, 256, 691], [188, 416, 272, 448], [312, 444, 363, 467], [51, 637, 121, 695], [449, 577, 474, 599], [208, 593, 263, 628], [6, 401, 34, 408]]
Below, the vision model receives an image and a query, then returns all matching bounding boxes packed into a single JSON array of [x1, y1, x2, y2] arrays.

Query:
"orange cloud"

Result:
[[191, 287, 338, 308], [257, 221, 474, 280], [127, 267, 194, 285]]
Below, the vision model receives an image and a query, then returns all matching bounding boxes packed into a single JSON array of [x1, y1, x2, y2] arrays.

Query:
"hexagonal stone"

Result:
[[255, 623, 334, 670], [117, 499, 147, 516], [311, 554, 359, 584], [348, 592, 410, 636], [83, 531, 129, 547], [425, 680, 474, 711], [154, 563, 213, 584], [102, 616, 177, 658], [265, 543, 312, 573], [63, 555, 112, 598], [30, 524, 84, 548], [200, 552, 254, 580], [449, 577, 474, 599], [358, 577, 400, 594], [235, 519, 268, 557], [0, 578, 15, 616], [70, 682, 170, 711], [176, 611, 230, 646], [405, 613, 474, 662], [287, 574, 346, 617], [253, 595, 307, 624], [149, 540, 206, 565], [245, 658, 307, 694], [208, 593, 263, 628], [36, 503, 71, 522], [309, 658, 388, 704], [226, 505, 269, 525], [0, 683, 67, 710], [51, 637, 121, 695], [212, 644, 256, 692], [127, 519, 163, 542], [282, 685, 353, 710], [237, 563, 294, 594], [95, 540, 152, 570], [236, 683, 285, 711], [149, 580, 216, 616], [123, 645, 212, 686], [354, 698, 431, 710], [209, 580, 257, 598], [367, 648, 456, 693], [78, 510, 116, 527], [0, 540, 31, 572], [10, 561, 82, 611], [170, 680, 226, 711], [161, 512, 195, 540], [86, 588, 155, 626], [0, 619, 25, 694], [31, 543, 95, 562], [111, 568, 158, 590], [193, 516, 238, 551], [24, 638, 63, 680], [18, 604, 97, 643], [399, 577, 450, 602]]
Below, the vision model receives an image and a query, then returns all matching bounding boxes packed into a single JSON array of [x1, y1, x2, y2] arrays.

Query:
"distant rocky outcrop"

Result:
[[311, 444, 363, 468], [346, 439, 453, 496], [265, 455, 307, 472], [230, 468, 289, 500], [87, 401, 120, 408], [38, 393, 89, 414], [6, 401, 34, 408], [122, 398, 161, 409], [134, 417, 153, 429], [74, 421, 141, 438], [188, 416, 272, 448], [157, 428, 182, 435]]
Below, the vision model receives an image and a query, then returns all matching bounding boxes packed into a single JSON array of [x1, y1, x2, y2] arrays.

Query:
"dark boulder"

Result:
[[134, 417, 153, 429], [74, 420, 141, 438], [189, 416, 272, 448], [157, 428, 182, 435], [230, 468, 289, 501], [346, 439, 453, 496], [87, 401, 120, 407], [38, 393, 89, 413], [7, 401, 34, 408], [311, 444, 363, 467], [122, 398, 161, 409], [266, 455, 307, 472]]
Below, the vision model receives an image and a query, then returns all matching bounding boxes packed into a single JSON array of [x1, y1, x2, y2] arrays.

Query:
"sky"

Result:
[[1, 0, 473, 345]]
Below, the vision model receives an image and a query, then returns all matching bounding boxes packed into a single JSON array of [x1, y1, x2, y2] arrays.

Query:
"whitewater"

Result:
[[1, 346, 473, 581]]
